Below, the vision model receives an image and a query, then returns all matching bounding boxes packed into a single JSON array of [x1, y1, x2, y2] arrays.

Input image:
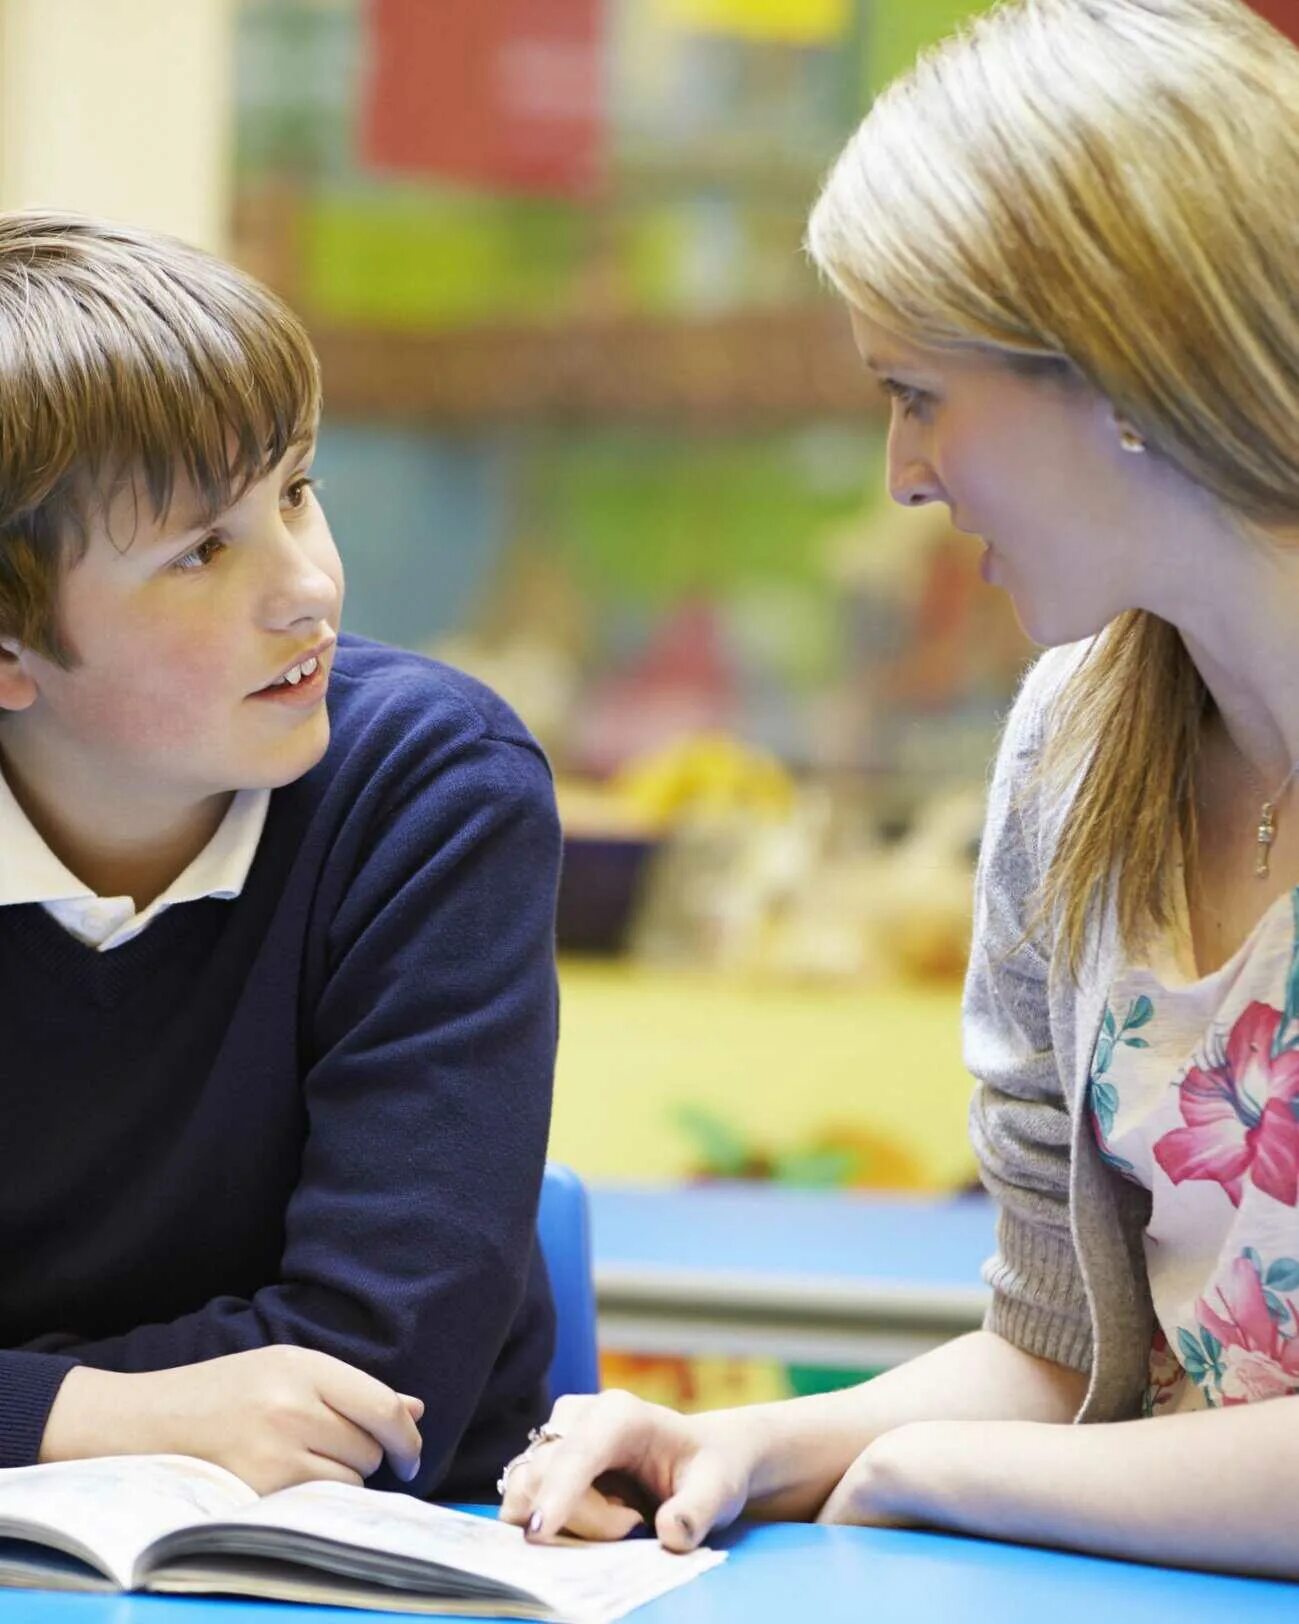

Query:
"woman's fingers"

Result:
[[553, 1486, 646, 1542], [501, 1458, 644, 1541], [498, 1391, 747, 1551], [501, 1394, 665, 1542], [655, 1450, 745, 1551]]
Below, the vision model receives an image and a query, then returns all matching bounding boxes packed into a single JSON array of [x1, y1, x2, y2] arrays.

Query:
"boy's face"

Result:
[[0, 440, 345, 809]]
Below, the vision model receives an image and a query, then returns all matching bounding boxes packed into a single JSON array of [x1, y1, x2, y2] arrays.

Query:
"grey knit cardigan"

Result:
[[966, 642, 1155, 1422]]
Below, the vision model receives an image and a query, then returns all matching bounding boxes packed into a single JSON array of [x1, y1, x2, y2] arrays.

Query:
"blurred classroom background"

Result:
[[0, 0, 1041, 1405]]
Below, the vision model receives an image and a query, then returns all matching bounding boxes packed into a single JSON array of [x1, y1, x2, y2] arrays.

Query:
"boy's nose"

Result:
[[261, 548, 340, 633]]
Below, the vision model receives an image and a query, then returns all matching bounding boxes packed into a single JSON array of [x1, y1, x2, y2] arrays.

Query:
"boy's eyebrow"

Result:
[[142, 437, 319, 548]]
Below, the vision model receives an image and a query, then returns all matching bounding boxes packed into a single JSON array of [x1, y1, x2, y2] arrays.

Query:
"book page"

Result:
[[153, 1481, 724, 1624], [0, 1455, 256, 1589]]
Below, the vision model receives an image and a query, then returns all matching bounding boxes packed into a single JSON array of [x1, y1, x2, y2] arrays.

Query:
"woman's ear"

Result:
[[0, 639, 39, 711], [1113, 414, 1147, 455]]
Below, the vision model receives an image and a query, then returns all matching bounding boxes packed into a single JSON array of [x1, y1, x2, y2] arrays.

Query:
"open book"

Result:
[[0, 1455, 725, 1622]]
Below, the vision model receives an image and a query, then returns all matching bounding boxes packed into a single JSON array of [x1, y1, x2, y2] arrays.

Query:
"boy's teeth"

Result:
[[275, 656, 318, 688]]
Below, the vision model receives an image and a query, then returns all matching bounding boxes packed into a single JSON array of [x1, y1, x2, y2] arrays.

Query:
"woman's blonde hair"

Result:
[[0, 212, 321, 667], [807, 0, 1299, 976]]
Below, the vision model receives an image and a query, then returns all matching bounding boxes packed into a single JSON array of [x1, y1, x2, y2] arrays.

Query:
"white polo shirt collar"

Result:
[[0, 765, 270, 952]]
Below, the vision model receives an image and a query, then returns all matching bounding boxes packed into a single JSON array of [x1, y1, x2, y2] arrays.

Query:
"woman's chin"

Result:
[[1006, 592, 1112, 650]]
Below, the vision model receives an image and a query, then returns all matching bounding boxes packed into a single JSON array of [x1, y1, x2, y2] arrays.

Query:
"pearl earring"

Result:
[[1117, 421, 1146, 454]]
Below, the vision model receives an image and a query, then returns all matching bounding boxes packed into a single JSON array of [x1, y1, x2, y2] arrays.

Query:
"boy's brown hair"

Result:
[[0, 211, 321, 667]]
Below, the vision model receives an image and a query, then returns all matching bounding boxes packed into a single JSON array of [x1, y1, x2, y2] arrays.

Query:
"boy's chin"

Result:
[[244, 719, 332, 791]]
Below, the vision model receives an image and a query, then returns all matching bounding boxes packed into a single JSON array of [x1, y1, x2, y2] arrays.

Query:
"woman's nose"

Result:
[[886, 421, 942, 509], [888, 458, 942, 508]]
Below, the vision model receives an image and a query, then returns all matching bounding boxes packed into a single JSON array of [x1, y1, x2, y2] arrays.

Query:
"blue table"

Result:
[[4, 1519, 1295, 1623], [588, 1182, 995, 1367]]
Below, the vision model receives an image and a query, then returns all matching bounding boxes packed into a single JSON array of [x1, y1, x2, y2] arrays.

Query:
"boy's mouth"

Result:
[[251, 637, 335, 694], [263, 655, 319, 690], [249, 637, 335, 702]]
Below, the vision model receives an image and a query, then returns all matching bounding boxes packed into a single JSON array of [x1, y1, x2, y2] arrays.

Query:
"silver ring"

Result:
[[496, 1424, 565, 1498]]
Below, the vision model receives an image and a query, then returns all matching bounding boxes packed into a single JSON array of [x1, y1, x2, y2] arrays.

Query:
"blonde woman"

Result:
[[499, 0, 1299, 1578]]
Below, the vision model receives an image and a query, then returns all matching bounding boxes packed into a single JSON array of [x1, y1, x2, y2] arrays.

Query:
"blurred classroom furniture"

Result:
[[537, 1164, 601, 1403], [587, 1182, 993, 1371], [548, 960, 976, 1187], [602, 1518, 1299, 1624]]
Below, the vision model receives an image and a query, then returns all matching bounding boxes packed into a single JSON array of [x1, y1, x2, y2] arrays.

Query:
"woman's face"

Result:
[[849, 308, 1157, 647]]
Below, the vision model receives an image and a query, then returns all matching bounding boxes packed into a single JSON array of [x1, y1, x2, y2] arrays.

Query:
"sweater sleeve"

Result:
[[30, 726, 561, 1495], [0, 1351, 79, 1468], [964, 650, 1094, 1375]]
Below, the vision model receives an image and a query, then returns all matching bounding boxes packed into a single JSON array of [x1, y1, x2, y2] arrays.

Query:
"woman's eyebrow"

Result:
[[862, 352, 930, 380]]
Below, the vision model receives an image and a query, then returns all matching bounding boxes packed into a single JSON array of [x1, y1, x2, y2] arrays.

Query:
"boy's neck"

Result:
[[0, 738, 234, 909]]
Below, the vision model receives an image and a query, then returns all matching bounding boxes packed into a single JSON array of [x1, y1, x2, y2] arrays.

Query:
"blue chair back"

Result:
[[537, 1163, 600, 1402]]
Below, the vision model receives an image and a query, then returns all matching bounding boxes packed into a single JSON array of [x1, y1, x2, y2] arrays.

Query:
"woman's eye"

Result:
[[171, 536, 225, 573], [283, 475, 317, 511], [879, 379, 931, 420]]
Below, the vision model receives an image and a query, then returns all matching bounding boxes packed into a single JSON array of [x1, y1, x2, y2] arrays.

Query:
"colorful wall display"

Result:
[[656, 0, 852, 46], [361, 0, 606, 198]]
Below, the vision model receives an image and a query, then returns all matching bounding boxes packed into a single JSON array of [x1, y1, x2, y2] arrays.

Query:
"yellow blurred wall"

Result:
[[0, 0, 233, 249]]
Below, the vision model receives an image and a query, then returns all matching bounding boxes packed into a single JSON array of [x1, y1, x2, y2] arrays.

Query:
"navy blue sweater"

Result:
[[0, 636, 560, 1498]]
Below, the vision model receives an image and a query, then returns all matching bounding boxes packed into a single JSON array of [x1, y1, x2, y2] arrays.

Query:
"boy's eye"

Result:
[[283, 474, 317, 511], [171, 536, 225, 573], [878, 378, 932, 421]]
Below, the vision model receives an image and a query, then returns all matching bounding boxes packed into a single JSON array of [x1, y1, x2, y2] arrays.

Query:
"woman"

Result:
[[499, 0, 1299, 1578]]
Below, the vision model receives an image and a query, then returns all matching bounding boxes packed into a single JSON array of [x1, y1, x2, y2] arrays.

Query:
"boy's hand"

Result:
[[40, 1347, 424, 1494]]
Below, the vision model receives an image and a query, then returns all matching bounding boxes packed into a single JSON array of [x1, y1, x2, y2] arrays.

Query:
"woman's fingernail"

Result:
[[527, 1511, 543, 1536], [403, 1457, 421, 1482]]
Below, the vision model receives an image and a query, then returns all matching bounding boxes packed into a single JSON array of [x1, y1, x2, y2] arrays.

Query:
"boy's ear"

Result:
[[0, 639, 38, 712]]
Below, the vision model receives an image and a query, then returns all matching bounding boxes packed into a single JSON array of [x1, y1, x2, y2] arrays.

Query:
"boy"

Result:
[[0, 212, 560, 1499]]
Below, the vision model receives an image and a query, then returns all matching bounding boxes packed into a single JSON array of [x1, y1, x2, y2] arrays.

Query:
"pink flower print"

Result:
[[1195, 1255, 1299, 1405], [1220, 1348, 1297, 1403], [1142, 1328, 1185, 1417], [1153, 1002, 1299, 1206]]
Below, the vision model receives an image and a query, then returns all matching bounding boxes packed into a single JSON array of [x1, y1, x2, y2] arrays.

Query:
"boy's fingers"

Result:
[[310, 1407, 387, 1480], [303, 1453, 366, 1489], [319, 1366, 423, 1481]]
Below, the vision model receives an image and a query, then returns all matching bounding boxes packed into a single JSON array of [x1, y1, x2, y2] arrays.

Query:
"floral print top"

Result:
[[1089, 890, 1299, 1415]]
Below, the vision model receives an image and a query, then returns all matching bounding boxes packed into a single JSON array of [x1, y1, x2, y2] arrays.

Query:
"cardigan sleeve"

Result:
[[964, 649, 1094, 1374]]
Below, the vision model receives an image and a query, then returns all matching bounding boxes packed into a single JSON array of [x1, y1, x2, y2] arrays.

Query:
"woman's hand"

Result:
[[498, 1390, 761, 1551], [41, 1347, 425, 1494]]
